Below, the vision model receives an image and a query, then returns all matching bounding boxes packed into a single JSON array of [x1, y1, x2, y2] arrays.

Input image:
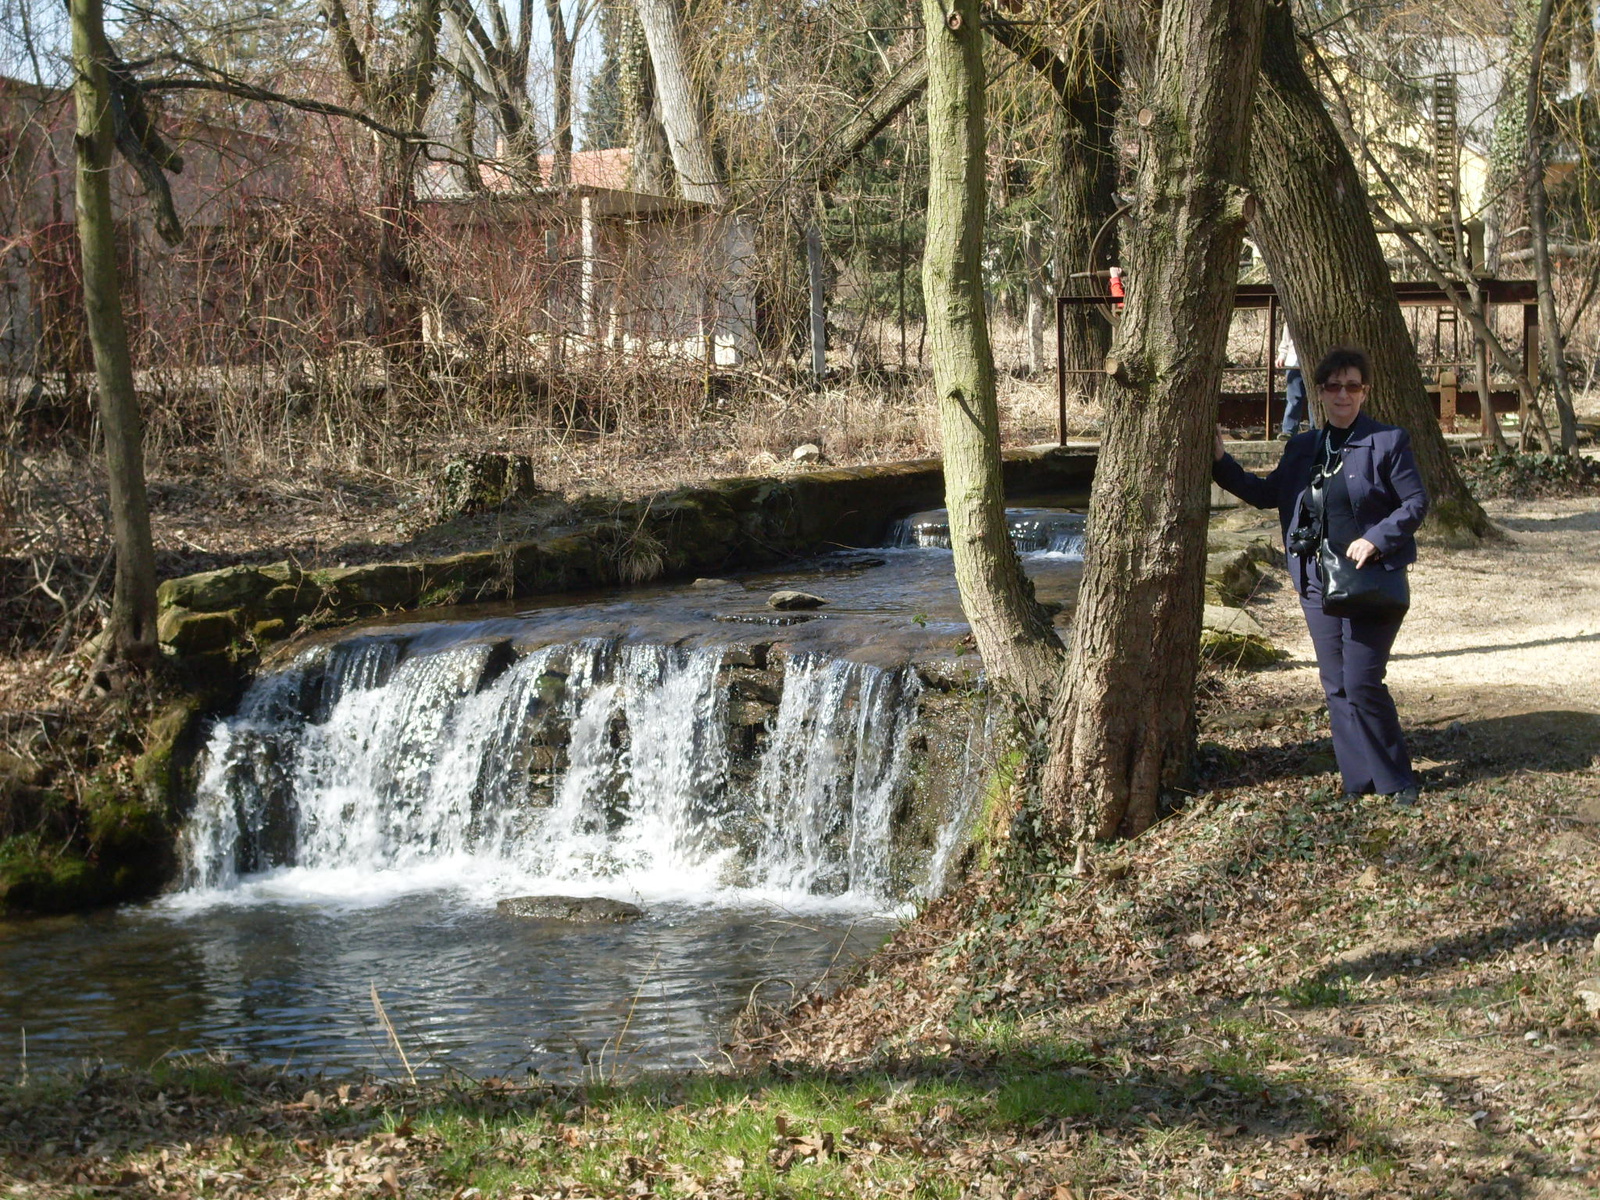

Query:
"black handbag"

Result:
[[1295, 438, 1410, 621], [1317, 541, 1410, 620]]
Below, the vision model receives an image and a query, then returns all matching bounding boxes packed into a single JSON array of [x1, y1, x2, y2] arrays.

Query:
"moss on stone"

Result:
[[308, 563, 425, 609], [133, 696, 211, 811], [158, 607, 243, 656], [1200, 629, 1284, 669], [0, 836, 112, 913], [157, 566, 276, 613]]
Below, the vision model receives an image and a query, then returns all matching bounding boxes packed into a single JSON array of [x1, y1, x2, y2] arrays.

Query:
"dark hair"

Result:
[[1313, 345, 1371, 388]]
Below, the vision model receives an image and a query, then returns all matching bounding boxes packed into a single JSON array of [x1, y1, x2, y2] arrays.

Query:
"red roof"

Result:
[[423, 148, 636, 196]]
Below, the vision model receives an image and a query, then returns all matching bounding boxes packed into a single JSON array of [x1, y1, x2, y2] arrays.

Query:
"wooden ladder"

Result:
[[1431, 73, 1461, 363]]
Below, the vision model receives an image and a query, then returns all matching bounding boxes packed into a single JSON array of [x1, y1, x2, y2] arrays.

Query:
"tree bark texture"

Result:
[[986, 18, 1121, 404], [1485, 0, 1537, 270], [545, 0, 577, 185], [633, 0, 724, 206], [1523, 0, 1580, 451], [1042, 0, 1267, 840], [324, 0, 443, 361], [71, 0, 158, 665], [621, 2, 672, 193], [923, 0, 1064, 714], [1247, 1, 1490, 539]]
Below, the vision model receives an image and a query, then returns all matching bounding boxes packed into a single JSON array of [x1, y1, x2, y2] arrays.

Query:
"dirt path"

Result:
[[1240, 496, 1600, 722]]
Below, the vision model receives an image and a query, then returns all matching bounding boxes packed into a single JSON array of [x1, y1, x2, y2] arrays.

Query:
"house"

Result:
[[417, 148, 757, 366], [0, 73, 302, 374]]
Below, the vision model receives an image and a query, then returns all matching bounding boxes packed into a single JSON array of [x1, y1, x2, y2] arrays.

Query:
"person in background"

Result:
[[1212, 346, 1428, 807], [1276, 322, 1307, 439]]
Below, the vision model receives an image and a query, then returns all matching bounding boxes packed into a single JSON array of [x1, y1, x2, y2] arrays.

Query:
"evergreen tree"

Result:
[[583, 0, 626, 149]]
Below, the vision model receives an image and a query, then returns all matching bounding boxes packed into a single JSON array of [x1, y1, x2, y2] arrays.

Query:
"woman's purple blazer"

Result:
[[1211, 412, 1430, 598]]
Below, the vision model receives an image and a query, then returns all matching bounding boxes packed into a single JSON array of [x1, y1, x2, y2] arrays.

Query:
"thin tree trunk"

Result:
[[1057, 32, 1120, 402], [1247, 0, 1491, 541], [375, 140, 426, 360], [987, 19, 1120, 406], [922, 0, 1064, 713], [71, 0, 157, 667], [1042, 0, 1267, 841], [811, 55, 929, 192], [546, 0, 575, 185], [1024, 221, 1047, 375], [1523, 0, 1580, 451], [324, 0, 442, 364], [632, 0, 723, 205], [1477, 334, 1510, 451], [454, 53, 483, 191]]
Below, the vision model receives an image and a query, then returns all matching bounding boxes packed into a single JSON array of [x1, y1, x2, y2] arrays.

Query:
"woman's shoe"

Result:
[[1387, 786, 1419, 808]]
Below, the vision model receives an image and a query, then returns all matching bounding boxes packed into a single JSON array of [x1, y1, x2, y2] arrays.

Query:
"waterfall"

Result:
[[183, 635, 935, 905], [885, 508, 1085, 558], [750, 656, 920, 896]]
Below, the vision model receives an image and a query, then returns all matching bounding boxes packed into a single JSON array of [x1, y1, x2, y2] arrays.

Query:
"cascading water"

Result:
[[5, 525, 1085, 1080], [184, 634, 929, 905], [887, 507, 1087, 558]]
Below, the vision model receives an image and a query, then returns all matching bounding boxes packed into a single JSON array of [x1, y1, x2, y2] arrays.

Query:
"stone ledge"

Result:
[[154, 448, 1097, 664]]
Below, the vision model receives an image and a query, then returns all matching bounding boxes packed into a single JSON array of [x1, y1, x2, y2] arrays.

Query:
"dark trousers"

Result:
[[1300, 594, 1414, 795], [1282, 368, 1307, 433]]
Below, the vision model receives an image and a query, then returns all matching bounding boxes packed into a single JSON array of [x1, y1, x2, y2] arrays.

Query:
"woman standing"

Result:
[[1212, 346, 1429, 805]]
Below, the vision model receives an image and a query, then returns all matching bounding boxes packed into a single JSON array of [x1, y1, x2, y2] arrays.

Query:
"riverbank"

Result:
[[3, 743, 1596, 1198], [5, 536, 1598, 1196]]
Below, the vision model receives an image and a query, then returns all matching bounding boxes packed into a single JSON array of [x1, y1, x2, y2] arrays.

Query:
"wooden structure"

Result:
[[1053, 277, 1540, 445]]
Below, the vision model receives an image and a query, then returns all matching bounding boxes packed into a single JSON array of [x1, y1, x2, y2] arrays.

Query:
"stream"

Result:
[[0, 511, 1084, 1081]]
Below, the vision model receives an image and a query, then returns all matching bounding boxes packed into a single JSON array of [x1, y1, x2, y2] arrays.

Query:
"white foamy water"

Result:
[[181, 636, 932, 911], [886, 507, 1086, 559]]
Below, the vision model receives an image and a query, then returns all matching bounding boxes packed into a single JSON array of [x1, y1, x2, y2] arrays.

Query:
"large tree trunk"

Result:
[[632, 0, 723, 206], [621, 2, 672, 193], [923, 0, 1064, 713], [71, 0, 157, 667], [1247, 0, 1491, 541], [1041, 0, 1267, 840], [1485, 0, 1537, 270]]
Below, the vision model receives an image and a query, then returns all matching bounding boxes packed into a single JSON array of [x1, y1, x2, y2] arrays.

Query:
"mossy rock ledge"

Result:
[[1, 695, 214, 915], [152, 449, 1097, 667]]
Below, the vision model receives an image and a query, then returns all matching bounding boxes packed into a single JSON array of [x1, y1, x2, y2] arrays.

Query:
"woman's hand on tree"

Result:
[[1214, 428, 1226, 462], [1346, 537, 1380, 567]]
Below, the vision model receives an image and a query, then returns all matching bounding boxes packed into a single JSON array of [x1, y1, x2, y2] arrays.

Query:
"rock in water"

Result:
[[436, 453, 538, 518], [767, 590, 827, 610], [497, 895, 644, 923]]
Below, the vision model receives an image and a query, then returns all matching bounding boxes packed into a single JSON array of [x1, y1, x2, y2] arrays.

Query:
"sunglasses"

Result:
[[1319, 382, 1368, 395]]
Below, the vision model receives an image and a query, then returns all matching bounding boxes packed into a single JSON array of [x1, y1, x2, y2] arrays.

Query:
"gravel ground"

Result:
[[1236, 495, 1600, 720]]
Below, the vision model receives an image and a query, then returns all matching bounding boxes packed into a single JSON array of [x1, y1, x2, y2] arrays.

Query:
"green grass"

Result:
[[1279, 974, 1351, 1008], [148, 1058, 249, 1101], [398, 1065, 1130, 1198]]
